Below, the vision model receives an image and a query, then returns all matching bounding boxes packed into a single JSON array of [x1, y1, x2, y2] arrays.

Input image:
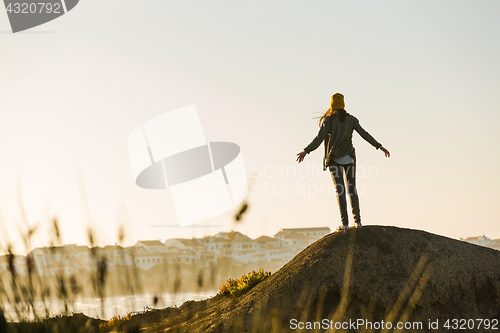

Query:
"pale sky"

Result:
[[1, 0, 499, 255]]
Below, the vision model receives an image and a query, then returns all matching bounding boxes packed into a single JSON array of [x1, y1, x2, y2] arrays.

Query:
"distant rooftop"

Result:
[[216, 231, 252, 242], [275, 227, 330, 238], [135, 240, 164, 247], [279, 227, 331, 233], [255, 235, 278, 243], [180, 239, 204, 247], [283, 232, 317, 240]]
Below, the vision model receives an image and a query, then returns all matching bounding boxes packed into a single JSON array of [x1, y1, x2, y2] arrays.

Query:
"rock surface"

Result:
[[117, 226, 500, 332]]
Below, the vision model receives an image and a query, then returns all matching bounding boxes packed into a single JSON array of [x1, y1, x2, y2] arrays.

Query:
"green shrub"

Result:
[[218, 269, 271, 297]]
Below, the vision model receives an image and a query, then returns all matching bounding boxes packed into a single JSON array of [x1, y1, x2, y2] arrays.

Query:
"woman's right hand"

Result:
[[380, 146, 390, 158], [296, 150, 308, 163]]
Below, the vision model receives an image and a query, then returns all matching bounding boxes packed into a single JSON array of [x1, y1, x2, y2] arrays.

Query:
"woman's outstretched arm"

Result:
[[353, 117, 382, 149], [353, 117, 390, 158], [297, 117, 332, 163]]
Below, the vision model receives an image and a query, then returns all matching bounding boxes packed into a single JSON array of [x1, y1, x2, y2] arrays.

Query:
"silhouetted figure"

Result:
[[297, 93, 390, 231]]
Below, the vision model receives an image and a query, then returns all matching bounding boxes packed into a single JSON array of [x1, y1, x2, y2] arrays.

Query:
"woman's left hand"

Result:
[[380, 146, 391, 158], [296, 150, 307, 163]]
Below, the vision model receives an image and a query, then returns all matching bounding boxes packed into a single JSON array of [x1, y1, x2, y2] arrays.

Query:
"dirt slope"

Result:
[[122, 226, 500, 332]]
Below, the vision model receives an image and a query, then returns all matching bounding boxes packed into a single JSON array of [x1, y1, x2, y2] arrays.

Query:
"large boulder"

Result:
[[216, 226, 500, 332]]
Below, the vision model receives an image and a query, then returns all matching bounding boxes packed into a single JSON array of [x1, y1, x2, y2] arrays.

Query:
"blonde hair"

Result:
[[318, 108, 348, 127]]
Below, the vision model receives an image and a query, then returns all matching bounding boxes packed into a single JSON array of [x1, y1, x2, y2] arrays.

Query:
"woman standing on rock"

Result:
[[296, 93, 390, 231]]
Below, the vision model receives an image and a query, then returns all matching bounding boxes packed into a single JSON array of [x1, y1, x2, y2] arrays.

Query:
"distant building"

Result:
[[1, 227, 334, 276], [490, 239, 500, 250], [28, 244, 93, 275], [134, 240, 167, 253], [461, 235, 500, 250], [133, 252, 167, 270], [274, 227, 331, 240], [101, 245, 129, 269], [279, 232, 316, 250], [274, 227, 330, 251], [0, 254, 27, 275], [217, 231, 260, 261], [461, 235, 494, 246], [255, 235, 282, 250]]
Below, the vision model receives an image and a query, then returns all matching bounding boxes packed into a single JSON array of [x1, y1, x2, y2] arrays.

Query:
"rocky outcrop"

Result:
[[194, 226, 500, 332], [91, 226, 500, 332]]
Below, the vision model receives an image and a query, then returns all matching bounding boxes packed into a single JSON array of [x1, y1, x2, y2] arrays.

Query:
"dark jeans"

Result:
[[329, 159, 360, 226]]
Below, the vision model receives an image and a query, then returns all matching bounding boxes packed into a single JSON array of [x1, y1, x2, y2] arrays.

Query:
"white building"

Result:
[[133, 252, 167, 270], [274, 227, 331, 240], [134, 240, 168, 253], [0, 254, 27, 275], [2, 227, 334, 276], [462, 235, 500, 250]]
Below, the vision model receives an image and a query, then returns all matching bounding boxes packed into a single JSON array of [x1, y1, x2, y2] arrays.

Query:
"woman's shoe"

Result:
[[354, 222, 362, 228], [336, 225, 350, 231]]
